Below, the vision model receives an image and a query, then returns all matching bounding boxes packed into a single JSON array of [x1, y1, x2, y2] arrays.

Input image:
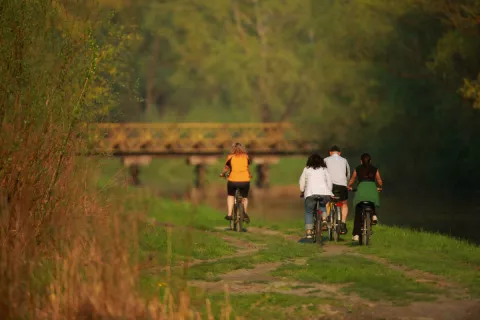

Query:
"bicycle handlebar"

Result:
[[349, 188, 382, 193], [219, 172, 229, 178], [300, 187, 382, 200]]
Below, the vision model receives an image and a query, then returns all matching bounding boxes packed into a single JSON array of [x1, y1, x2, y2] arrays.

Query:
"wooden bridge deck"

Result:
[[86, 122, 317, 156]]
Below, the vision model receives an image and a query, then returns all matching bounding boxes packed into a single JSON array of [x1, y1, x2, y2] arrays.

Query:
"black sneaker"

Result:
[[243, 212, 250, 223], [225, 215, 233, 221]]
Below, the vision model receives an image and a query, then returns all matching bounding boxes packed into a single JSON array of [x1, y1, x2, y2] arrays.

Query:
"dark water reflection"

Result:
[[199, 187, 480, 245]]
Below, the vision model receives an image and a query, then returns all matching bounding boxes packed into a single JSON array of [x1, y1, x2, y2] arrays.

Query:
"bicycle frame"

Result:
[[327, 197, 343, 241]]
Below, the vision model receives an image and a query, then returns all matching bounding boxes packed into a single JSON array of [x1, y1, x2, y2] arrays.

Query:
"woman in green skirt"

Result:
[[347, 153, 383, 241]]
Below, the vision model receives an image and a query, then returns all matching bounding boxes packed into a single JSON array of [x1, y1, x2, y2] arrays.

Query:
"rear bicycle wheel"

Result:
[[315, 217, 322, 246], [315, 203, 322, 246], [231, 190, 239, 231], [237, 195, 244, 232], [332, 206, 340, 242], [312, 214, 317, 243], [230, 203, 237, 231], [326, 204, 333, 241], [361, 211, 371, 245], [336, 206, 343, 239]]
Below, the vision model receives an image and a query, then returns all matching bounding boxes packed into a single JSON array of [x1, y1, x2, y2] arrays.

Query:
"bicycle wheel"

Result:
[[335, 205, 342, 241], [361, 211, 371, 246], [315, 216, 322, 246], [332, 206, 339, 242], [328, 205, 334, 241], [235, 190, 244, 232], [312, 213, 317, 243], [230, 202, 237, 231], [315, 201, 322, 246], [231, 191, 238, 231]]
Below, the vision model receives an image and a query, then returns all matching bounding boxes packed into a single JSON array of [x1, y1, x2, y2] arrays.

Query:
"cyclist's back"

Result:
[[324, 152, 350, 187], [347, 153, 383, 241], [226, 153, 250, 182], [324, 145, 350, 234], [299, 153, 333, 239], [219, 143, 252, 223]]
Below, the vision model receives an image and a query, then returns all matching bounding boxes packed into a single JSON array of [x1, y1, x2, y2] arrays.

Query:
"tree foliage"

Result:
[[93, 0, 480, 186], [0, 0, 137, 316]]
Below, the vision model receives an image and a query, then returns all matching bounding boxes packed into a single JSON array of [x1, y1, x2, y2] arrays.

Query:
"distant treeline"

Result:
[[98, 0, 480, 188]]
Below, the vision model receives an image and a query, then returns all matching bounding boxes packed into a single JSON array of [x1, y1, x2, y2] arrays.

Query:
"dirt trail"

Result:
[[347, 251, 470, 298], [240, 226, 470, 297], [143, 219, 480, 319], [140, 220, 264, 273]]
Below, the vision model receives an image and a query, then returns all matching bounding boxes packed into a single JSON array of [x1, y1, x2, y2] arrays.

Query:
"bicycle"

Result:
[[350, 188, 381, 246], [220, 172, 246, 232], [301, 193, 325, 246], [327, 196, 343, 242]]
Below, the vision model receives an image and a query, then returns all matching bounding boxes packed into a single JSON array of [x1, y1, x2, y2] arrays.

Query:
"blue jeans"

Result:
[[304, 195, 330, 230]]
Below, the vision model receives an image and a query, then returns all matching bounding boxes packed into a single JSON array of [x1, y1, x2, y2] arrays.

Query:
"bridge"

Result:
[[87, 122, 318, 188]]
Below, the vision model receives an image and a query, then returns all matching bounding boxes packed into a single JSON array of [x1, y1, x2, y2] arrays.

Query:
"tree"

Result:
[[137, 0, 318, 122]]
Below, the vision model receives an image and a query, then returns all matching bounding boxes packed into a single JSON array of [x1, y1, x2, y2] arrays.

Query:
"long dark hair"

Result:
[[360, 153, 372, 167], [306, 153, 327, 169]]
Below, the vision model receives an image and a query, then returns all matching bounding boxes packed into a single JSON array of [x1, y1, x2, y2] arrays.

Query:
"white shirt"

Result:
[[325, 154, 350, 186], [299, 167, 334, 198]]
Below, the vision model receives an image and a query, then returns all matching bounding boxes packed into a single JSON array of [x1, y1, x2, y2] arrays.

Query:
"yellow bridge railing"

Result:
[[86, 122, 317, 155]]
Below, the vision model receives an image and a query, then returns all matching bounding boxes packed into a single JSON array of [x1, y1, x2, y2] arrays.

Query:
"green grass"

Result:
[[175, 234, 316, 281], [355, 224, 480, 296], [95, 170, 480, 317], [271, 255, 439, 303], [139, 224, 236, 265], [196, 292, 341, 320]]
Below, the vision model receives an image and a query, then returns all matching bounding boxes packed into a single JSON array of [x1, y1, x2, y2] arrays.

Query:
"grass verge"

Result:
[[271, 255, 439, 303], [355, 224, 480, 296]]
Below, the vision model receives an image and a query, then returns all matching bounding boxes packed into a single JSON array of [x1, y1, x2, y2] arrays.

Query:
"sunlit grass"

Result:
[[355, 224, 480, 296], [271, 255, 439, 302]]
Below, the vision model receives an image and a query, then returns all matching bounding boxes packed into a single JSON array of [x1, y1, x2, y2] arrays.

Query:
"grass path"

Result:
[[139, 216, 480, 319]]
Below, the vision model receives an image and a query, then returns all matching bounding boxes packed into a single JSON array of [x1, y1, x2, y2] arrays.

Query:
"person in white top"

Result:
[[299, 153, 334, 239], [324, 145, 350, 235]]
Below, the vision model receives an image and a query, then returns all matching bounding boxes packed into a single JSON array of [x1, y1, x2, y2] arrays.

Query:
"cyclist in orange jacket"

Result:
[[219, 142, 252, 223]]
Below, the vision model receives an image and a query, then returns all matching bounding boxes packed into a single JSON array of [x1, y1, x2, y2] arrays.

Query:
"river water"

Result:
[[190, 186, 480, 245]]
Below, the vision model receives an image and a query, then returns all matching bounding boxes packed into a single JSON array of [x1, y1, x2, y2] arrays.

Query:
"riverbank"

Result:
[[98, 156, 480, 245], [132, 187, 480, 319]]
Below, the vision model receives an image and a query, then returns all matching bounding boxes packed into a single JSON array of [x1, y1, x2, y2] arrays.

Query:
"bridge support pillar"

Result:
[[187, 156, 219, 189], [252, 156, 280, 188], [121, 156, 152, 186]]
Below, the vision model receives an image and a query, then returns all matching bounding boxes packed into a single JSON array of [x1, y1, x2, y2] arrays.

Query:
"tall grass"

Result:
[[0, 1, 228, 318]]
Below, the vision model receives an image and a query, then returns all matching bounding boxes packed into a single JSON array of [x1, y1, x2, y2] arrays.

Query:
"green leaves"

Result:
[[460, 75, 480, 109]]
